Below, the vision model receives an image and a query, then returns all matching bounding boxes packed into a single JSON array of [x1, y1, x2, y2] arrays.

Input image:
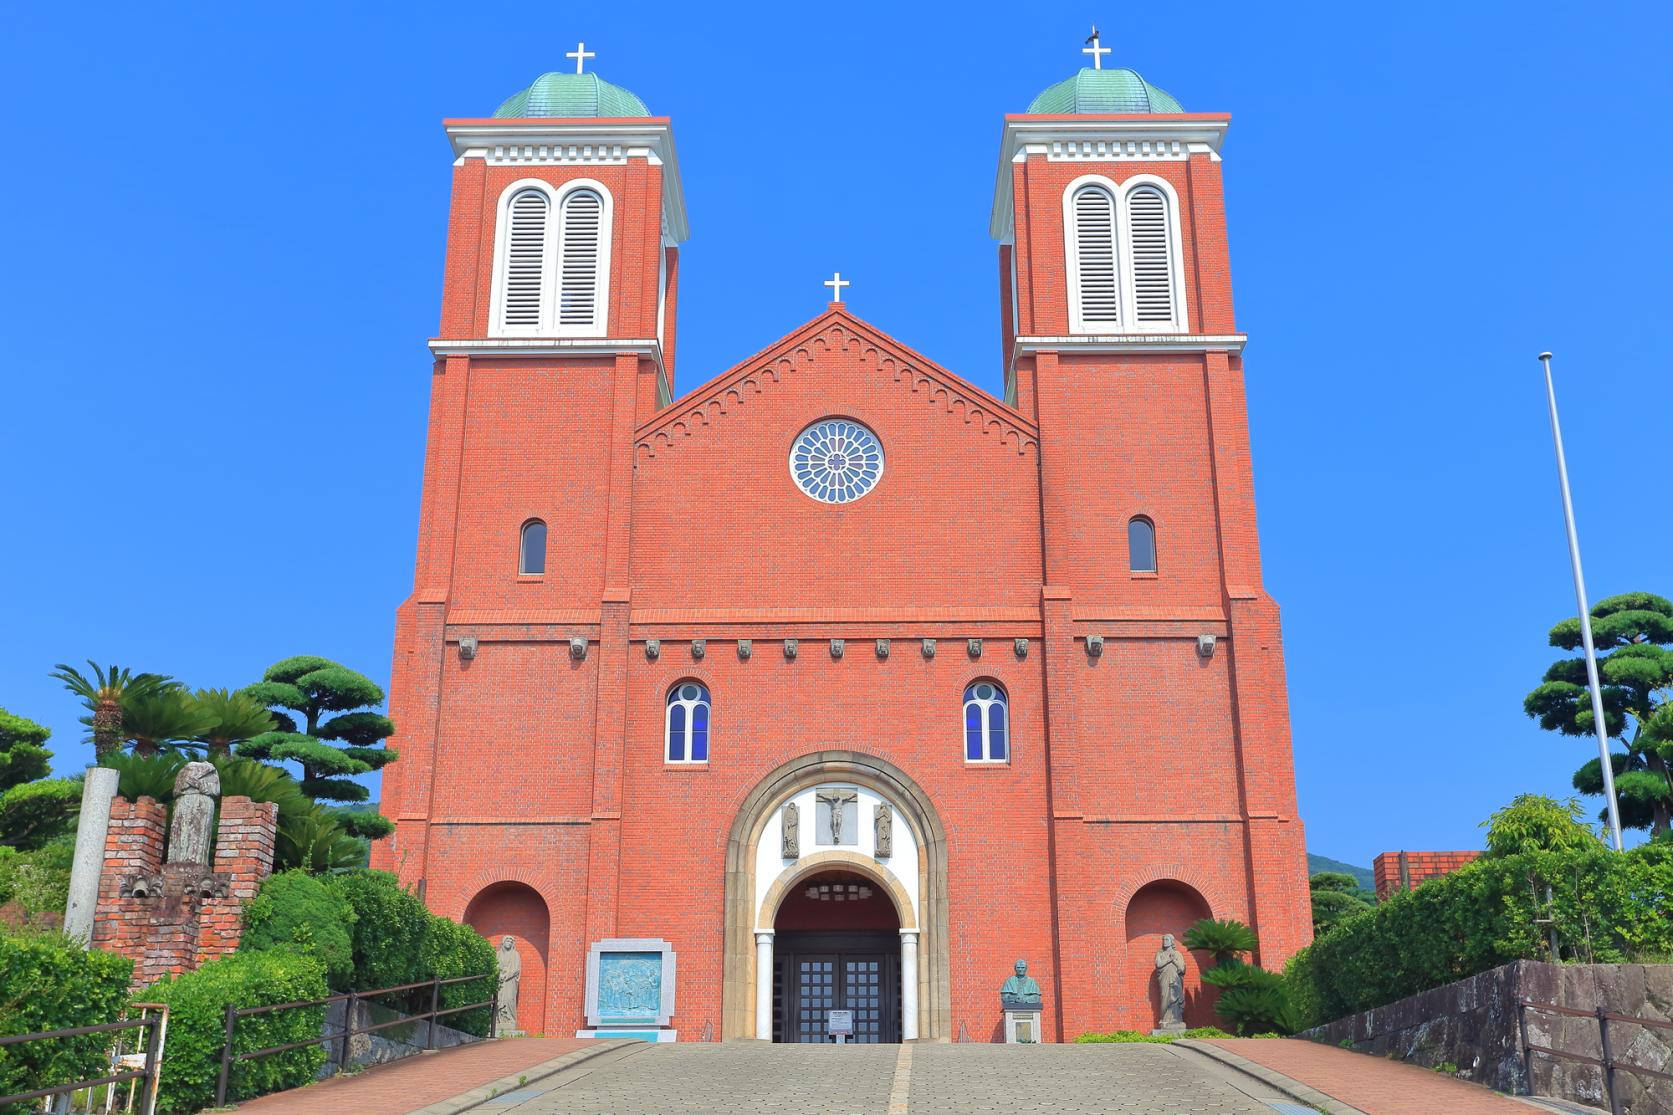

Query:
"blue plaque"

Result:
[[597, 951, 664, 1025]]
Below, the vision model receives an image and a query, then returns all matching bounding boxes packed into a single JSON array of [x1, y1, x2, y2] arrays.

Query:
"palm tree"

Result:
[[121, 689, 214, 758], [50, 661, 174, 761], [192, 689, 276, 756]]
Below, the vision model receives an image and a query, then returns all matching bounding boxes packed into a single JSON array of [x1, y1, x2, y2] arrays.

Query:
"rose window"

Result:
[[789, 419, 884, 504]]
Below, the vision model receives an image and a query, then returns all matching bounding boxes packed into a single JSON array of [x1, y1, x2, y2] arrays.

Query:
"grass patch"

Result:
[[1075, 1027, 1231, 1043]]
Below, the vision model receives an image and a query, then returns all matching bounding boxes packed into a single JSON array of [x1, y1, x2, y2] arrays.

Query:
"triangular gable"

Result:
[[634, 308, 1039, 459]]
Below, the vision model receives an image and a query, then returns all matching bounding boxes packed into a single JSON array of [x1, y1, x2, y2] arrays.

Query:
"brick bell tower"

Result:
[[374, 56, 687, 953], [993, 48, 1312, 1029]]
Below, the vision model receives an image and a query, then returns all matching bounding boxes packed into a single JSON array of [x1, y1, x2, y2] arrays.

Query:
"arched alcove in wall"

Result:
[[721, 750, 951, 1042], [1124, 879, 1215, 1031], [464, 881, 551, 1034]]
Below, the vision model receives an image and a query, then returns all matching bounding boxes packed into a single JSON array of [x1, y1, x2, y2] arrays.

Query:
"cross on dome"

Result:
[[566, 41, 597, 74], [1082, 26, 1110, 70], [824, 272, 850, 303]]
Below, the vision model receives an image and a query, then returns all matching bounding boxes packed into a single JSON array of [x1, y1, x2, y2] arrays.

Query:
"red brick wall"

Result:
[[375, 108, 1313, 1042], [91, 794, 277, 988], [1373, 851, 1482, 901]]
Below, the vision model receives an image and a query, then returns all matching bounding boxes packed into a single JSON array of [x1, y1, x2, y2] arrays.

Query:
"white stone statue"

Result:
[[1153, 933, 1187, 1033], [496, 936, 522, 1033]]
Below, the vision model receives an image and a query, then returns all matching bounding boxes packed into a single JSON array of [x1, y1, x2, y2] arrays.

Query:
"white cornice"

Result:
[[428, 336, 670, 397], [990, 117, 1230, 240], [1013, 333, 1247, 357], [445, 121, 690, 244]]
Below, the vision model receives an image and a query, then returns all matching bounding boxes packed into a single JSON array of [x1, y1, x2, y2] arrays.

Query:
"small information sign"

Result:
[[827, 1009, 854, 1043]]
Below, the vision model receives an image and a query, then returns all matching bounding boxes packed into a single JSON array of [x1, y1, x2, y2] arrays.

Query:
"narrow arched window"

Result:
[[1124, 185, 1179, 328], [963, 681, 1009, 763], [666, 681, 710, 763], [519, 520, 547, 575], [1068, 183, 1121, 332], [1129, 517, 1157, 573], [557, 188, 604, 332], [499, 188, 550, 333]]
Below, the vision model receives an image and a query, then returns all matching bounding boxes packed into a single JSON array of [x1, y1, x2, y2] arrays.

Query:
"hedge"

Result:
[[329, 869, 428, 991], [0, 929, 132, 1112], [144, 948, 329, 1113], [242, 870, 355, 988], [420, 912, 497, 1037], [1285, 842, 1673, 1029]]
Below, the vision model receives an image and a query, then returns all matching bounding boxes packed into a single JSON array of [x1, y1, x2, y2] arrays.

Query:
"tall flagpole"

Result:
[[1539, 351, 1625, 851]]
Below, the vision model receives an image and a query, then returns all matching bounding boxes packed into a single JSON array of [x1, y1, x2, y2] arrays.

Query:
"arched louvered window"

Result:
[[1125, 185, 1179, 328], [519, 519, 547, 576], [499, 188, 550, 333], [1129, 516, 1157, 573], [666, 681, 711, 763], [963, 681, 1009, 763], [557, 188, 605, 333], [1068, 184, 1121, 332]]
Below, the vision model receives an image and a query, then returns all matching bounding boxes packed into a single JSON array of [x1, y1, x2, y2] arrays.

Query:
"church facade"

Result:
[[372, 53, 1312, 1044]]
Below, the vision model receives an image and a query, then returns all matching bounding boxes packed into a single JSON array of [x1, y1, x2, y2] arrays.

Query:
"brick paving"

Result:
[[1205, 1039, 1535, 1114], [230, 1036, 598, 1115]]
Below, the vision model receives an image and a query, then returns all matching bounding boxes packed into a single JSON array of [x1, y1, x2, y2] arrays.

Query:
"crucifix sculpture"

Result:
[[817, 789, 858, 844]]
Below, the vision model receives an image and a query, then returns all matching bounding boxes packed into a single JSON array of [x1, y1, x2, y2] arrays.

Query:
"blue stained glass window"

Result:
[[665, 682, 710, 763], [789, 419, 885, 504], [963, 681, 1010, 763]]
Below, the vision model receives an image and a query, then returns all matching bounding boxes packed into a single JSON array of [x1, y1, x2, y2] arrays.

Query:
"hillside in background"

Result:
[[1307, 853, 1373, 891]]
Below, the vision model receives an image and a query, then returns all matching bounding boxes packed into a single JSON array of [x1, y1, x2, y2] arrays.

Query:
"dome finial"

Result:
[[566, 40, 597, 74], [1082, 25, 1110, 70]]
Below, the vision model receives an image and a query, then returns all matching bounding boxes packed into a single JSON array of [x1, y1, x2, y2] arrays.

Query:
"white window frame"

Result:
[[1115, 174, 1187, 333], [962, 680, 1011, 764], [1062, 173, 1189, 335], [488, 178, 614, 338], [664, 680, 711, 764]]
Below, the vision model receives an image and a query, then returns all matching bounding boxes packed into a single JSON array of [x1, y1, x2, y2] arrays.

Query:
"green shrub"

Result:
[[0, 836, 75, 926], [420, 914, 497, 1037], [241, 870, 355, 989], [1285, 842, 1673, 1029], [0, 929, 133, 1112], [1214, 986, 1298, 1035], [145, 949, 329, 1113], [329, 869, 429, 991], [1074, 1026, 1231, 1043]]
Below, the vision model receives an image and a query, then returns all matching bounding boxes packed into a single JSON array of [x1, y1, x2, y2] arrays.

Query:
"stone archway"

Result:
[[722, 750, 950, 1041], [464, 882, 550, 1034]]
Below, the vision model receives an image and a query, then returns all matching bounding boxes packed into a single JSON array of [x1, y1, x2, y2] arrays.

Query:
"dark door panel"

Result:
[[775, 931, 899, 1043]]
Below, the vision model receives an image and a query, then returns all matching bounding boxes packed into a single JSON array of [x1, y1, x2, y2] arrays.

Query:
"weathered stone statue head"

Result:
[[502, 935, 515, 950], [1161, 933, 1176, 950]]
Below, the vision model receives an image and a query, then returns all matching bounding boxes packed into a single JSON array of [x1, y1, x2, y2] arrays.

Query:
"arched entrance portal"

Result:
[[723, 750, 951, 1042], [772, 868, 901, 1042]]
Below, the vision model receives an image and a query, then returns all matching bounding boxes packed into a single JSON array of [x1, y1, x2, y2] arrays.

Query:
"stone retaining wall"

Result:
[[1303, 960, 1673, 1113]]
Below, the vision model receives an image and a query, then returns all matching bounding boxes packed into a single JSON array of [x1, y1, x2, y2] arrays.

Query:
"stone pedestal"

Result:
[[1150, 1022, 1187, 1037], [1003, 1010, 1041, 1044]]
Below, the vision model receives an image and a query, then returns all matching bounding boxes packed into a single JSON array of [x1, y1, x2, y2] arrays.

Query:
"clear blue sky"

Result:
[[3, 1, 1668, 867]]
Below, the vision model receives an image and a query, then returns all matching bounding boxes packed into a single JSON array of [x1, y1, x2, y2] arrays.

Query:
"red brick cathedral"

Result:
[[373, 49, 1312, 1044]]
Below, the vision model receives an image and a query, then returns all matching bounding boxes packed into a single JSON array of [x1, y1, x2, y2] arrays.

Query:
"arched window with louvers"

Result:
[[494, 185, 552, 335], [1119, 178, 1186, 331], [1065, 180, 1122, 334], [555, 183, 612, 336]]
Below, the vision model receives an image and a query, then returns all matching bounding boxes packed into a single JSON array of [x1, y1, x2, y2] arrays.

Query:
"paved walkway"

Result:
[[1203, 1039, 1538, 1114], [475, 1042, 1304, 1114], [230, 1037, 600, 1115]]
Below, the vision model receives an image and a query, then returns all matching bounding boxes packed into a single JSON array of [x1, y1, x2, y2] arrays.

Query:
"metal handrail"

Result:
[[0, 1003, 168, 1114], [214, 972, 496, 1106], [1518, 998, 1673, 1115]]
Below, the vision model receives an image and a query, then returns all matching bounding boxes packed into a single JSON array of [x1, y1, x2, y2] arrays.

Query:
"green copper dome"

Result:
[[493, 72, 651, 119], [1027, 68, 1183, 114]]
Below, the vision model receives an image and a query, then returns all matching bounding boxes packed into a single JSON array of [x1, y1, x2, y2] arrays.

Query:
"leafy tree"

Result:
[[1524, 592, 1673, 837], [0, 707, 78, 851], [192, 689, 277, 756], [1481, 793, 1604, 857], [49, 661, 173, 761], [240, 656, 397, 840], [121, 687, 215, 758], [1309, 872, 1375, 935]]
